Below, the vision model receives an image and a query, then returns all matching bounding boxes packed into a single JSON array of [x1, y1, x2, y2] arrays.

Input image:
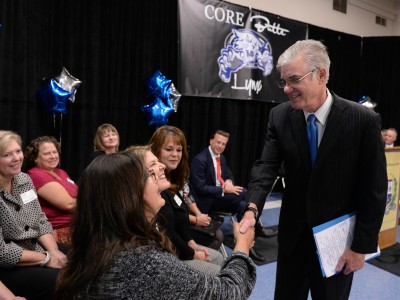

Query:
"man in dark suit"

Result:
[[239, 40, 387, 299], [190, 130, 247, 219]]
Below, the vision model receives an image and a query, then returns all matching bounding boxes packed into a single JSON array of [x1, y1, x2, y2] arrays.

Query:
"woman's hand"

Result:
[[195, 214, 211, 227], [233, 222, 255, 256], [37, 233, 67, 268], [194, 245, 210, 261], [0, 281, 27, 300], [194, 251, 205, 261], [189, 240, 211, 262], [194, 244, 209, 255], [194, 250, 210, 262], [47, 249, 68, 269]]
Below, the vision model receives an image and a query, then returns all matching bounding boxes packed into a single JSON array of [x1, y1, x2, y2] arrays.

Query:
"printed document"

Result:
[[312, 212, 380, 277]]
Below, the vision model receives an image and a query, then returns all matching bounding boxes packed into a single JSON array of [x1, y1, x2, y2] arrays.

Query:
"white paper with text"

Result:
[[312, 212, 380, 277]]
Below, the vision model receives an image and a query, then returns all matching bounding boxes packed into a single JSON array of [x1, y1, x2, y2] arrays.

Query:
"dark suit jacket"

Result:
[[247, 93, 387, 256], [190, 148, 232, 199]]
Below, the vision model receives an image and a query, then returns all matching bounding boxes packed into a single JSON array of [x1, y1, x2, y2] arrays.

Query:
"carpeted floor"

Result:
[[224, 225, 279, 266], [367, 242, 400, 277]]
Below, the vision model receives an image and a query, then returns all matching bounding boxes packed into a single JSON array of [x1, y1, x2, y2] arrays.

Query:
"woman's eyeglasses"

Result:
[[149, 170, 157, 182]]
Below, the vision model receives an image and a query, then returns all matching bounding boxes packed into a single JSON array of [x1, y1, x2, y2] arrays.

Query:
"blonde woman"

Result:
[[0, 131, 67, 299]]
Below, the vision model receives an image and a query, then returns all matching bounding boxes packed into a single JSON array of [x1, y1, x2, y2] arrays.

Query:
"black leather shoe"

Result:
[[249, 248, 265, 262]]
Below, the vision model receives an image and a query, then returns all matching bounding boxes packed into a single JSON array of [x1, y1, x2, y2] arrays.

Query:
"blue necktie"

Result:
[[307, 114, 318, 167]]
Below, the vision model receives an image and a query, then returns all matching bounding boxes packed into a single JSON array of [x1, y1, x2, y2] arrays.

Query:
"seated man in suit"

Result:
[[190, 130, 246, 219], [190, 130, 276, 262]]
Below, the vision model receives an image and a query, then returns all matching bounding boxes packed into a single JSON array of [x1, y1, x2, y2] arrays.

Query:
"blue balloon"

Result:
[[357, 95, 368, 103], [141, 97, 174, 127], [146, 70, 172, 99], [357, 95, 376, 109], [37, 79, 72, 115]]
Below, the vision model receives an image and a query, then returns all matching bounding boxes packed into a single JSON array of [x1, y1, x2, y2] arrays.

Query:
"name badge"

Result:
[[20, 189, 37, 204], [67, 178, 75, 184], [174, 195, 182, 206]]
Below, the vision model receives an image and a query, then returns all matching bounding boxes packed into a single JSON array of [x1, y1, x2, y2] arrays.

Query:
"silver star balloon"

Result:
[[55, 67, 82, 102]]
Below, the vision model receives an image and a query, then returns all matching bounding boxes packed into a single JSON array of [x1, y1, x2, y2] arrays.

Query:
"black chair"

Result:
[[208, 211, 235, 259]]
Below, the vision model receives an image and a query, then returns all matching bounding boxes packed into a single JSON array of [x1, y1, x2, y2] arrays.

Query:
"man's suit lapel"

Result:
[[315, 96, 348, 168], [205, 149, 217, 184], [288, 95, 348, 170], [289, 109, 310, 169]]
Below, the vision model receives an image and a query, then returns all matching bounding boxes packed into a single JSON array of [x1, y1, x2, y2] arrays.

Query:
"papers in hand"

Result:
[[312, 212, 380, 278]]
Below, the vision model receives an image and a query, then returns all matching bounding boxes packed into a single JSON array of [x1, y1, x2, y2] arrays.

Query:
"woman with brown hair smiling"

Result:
[[55, 152, 256, 299]]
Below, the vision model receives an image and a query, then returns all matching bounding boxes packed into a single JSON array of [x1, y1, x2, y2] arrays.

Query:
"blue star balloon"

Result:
[[141, 97, 174, 127], [146, 70, 172, 99], [37, 79, 72, 115]]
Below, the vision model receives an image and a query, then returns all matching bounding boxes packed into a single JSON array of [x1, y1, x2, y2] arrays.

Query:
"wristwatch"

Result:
[[246, 203, 258, 220]]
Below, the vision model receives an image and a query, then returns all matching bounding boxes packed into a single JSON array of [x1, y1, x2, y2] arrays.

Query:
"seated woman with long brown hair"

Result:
[[55, 152, 256, 299], [127, 145, 223, 275]]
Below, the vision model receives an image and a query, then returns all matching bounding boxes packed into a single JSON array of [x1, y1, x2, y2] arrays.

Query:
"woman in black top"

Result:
[[148, 127, 224, 272]]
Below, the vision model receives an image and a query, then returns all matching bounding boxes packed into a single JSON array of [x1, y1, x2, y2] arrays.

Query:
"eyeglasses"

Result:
[[148, 170, 157, 182], [277, 69, 316, 89]]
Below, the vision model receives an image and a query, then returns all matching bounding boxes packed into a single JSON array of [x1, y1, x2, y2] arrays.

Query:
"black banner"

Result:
[[178, 0, 308, 102]]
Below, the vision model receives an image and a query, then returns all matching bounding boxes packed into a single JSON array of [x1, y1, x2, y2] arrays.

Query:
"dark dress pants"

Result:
[[0, 266, 60, 300], [274, 225, 353, 300], [196, 189, 247, 222], [0, 243, 69, 300]]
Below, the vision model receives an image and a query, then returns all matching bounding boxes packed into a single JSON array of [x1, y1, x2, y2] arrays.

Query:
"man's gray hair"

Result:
[[277, 39, 331, 83]]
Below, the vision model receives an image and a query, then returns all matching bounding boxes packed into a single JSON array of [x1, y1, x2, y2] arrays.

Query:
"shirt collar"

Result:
[[208, 146, 218, 159], [304, 89, 333, 125]]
